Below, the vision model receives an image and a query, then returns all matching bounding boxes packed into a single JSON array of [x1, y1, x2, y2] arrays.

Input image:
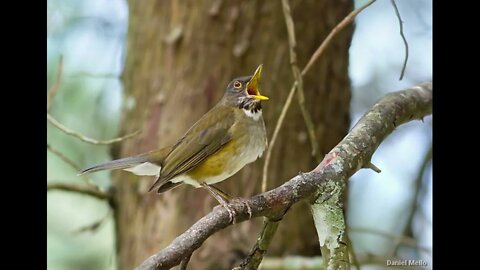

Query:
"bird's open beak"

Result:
[[246, 65, 269, 101]]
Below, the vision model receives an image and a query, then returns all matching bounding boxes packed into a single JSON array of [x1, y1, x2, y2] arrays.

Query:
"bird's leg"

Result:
[[201, 183, 237, 223], [207, 184, 253, 220], [207, 185, 233, 201]]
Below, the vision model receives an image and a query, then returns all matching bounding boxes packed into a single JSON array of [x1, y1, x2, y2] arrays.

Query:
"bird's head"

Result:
[[223, 65, 269, 113]]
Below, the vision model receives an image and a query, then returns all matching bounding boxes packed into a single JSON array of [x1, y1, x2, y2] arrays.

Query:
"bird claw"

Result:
[[222, 204, 237, 224], [218, 198, 252, 224], [231, 197, 252, 219]]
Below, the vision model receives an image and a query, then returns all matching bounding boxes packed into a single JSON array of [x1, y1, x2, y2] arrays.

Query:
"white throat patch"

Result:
[[243, 109, 262, 121]]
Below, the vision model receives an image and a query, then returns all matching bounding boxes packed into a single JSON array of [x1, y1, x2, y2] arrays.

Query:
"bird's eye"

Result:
[[234, 81, 242, 89]]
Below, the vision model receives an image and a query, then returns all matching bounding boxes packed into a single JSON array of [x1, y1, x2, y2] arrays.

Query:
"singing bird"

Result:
[[80, 65, 268, 222]]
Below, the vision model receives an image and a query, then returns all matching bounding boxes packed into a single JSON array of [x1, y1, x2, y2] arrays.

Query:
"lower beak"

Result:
[[246, 65, 269, 101]]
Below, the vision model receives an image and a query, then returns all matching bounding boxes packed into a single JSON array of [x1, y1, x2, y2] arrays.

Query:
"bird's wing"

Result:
[[149, 106, 235, 191]]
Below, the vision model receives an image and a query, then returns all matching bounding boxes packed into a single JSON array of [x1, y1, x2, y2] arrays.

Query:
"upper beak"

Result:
[[246, 64, 269, 101]]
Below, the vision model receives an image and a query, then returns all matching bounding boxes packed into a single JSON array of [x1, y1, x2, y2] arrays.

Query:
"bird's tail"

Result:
[[78, 155, 149, 175], [78, 147, 172, 176]]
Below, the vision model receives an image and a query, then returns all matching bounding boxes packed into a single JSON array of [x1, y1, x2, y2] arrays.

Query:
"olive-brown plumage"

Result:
[[80, 65, 268, 221]]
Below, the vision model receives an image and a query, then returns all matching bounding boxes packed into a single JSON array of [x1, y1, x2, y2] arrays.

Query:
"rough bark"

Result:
[[115, 1, 353, 269]]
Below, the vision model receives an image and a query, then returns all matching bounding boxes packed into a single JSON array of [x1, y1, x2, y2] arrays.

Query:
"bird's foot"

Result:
[[217, 199, 252, 224], [231, 197, 252, 219], [213, 201, 236, 223], [222, 203, 237, 224]]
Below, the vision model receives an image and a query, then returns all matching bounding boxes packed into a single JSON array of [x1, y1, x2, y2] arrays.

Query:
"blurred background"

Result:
[[47, 0, 432, 269]]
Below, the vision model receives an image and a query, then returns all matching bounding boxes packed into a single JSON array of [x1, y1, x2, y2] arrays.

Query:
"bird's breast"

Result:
[[185, 111, 267, 185]]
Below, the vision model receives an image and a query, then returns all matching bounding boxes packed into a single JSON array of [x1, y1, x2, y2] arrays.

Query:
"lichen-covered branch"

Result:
[[311, 180, 349, 270], [136, 82, 432, 270]]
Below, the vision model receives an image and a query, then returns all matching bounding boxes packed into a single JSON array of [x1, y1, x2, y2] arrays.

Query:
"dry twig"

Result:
[[47, 55, 64, 111], [47, 144, 98, 187], [350, 226, 431, 254], [47, 113, 140, 145], [390, 0, 409, 80], [281, 0, 320, 161], [235, 219, 280, 269], [47, 144, 81, 171], [47, 182, 110, 201], [301, 0, 376, 77]]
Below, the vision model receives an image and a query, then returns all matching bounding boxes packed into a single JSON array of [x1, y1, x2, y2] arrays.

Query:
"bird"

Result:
[[79, 65, 268, 222]]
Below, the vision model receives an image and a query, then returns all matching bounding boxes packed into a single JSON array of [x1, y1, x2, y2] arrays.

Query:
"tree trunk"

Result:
[[114, 0, 352, 269]]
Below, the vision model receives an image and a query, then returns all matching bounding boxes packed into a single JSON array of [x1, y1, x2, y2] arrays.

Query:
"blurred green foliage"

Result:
[[47, 1, 126, 269]]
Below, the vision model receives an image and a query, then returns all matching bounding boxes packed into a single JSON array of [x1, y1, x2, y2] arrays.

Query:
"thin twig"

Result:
[[179, 253, 192, 270], [47, 113, 140, 145], [281, 0, 320, 161], [74, 209, 112, 233], [70, 71, 119, 78], [47, 144, 81, 171], [47, 55, 64, 111], [236, 219, 280, 269], [301, 0, 376, 77], [393, 145, 432, 255], [364, 162, 381, 173], [47, 144, 98, 188], [346, 232, 361, 270], [261, 83, 296, 192], [349, 227, 431, 254], [135, 82, 432, 270], [47, 182, 111, 200], [261, 0, 377, 193], [390, 0, 409, 80]]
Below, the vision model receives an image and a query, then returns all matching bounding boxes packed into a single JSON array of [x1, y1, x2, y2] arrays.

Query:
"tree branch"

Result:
[[390, 0, 409, 80], [301, 0, 376, 77], [47, 144, 99, 188], [347, 232, 361, 270], [47, 55, 64, 111], [234, 219, 280, 270], [310, 180, 349, 270], [74, 209, 112, 233], [350, 227, 431, 255], [135, 82, 432, 270], [47, 113, 141, 145], [47, 144, 81, 171], [395, 144, 432, 254], [178, 253, 192, 270], [47, 182, 111, 201], [281, 0, 320, 161]]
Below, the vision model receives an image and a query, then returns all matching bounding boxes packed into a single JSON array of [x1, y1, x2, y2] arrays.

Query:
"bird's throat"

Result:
[[237, 97, 262, 113], [243, 108, 262, 121]]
